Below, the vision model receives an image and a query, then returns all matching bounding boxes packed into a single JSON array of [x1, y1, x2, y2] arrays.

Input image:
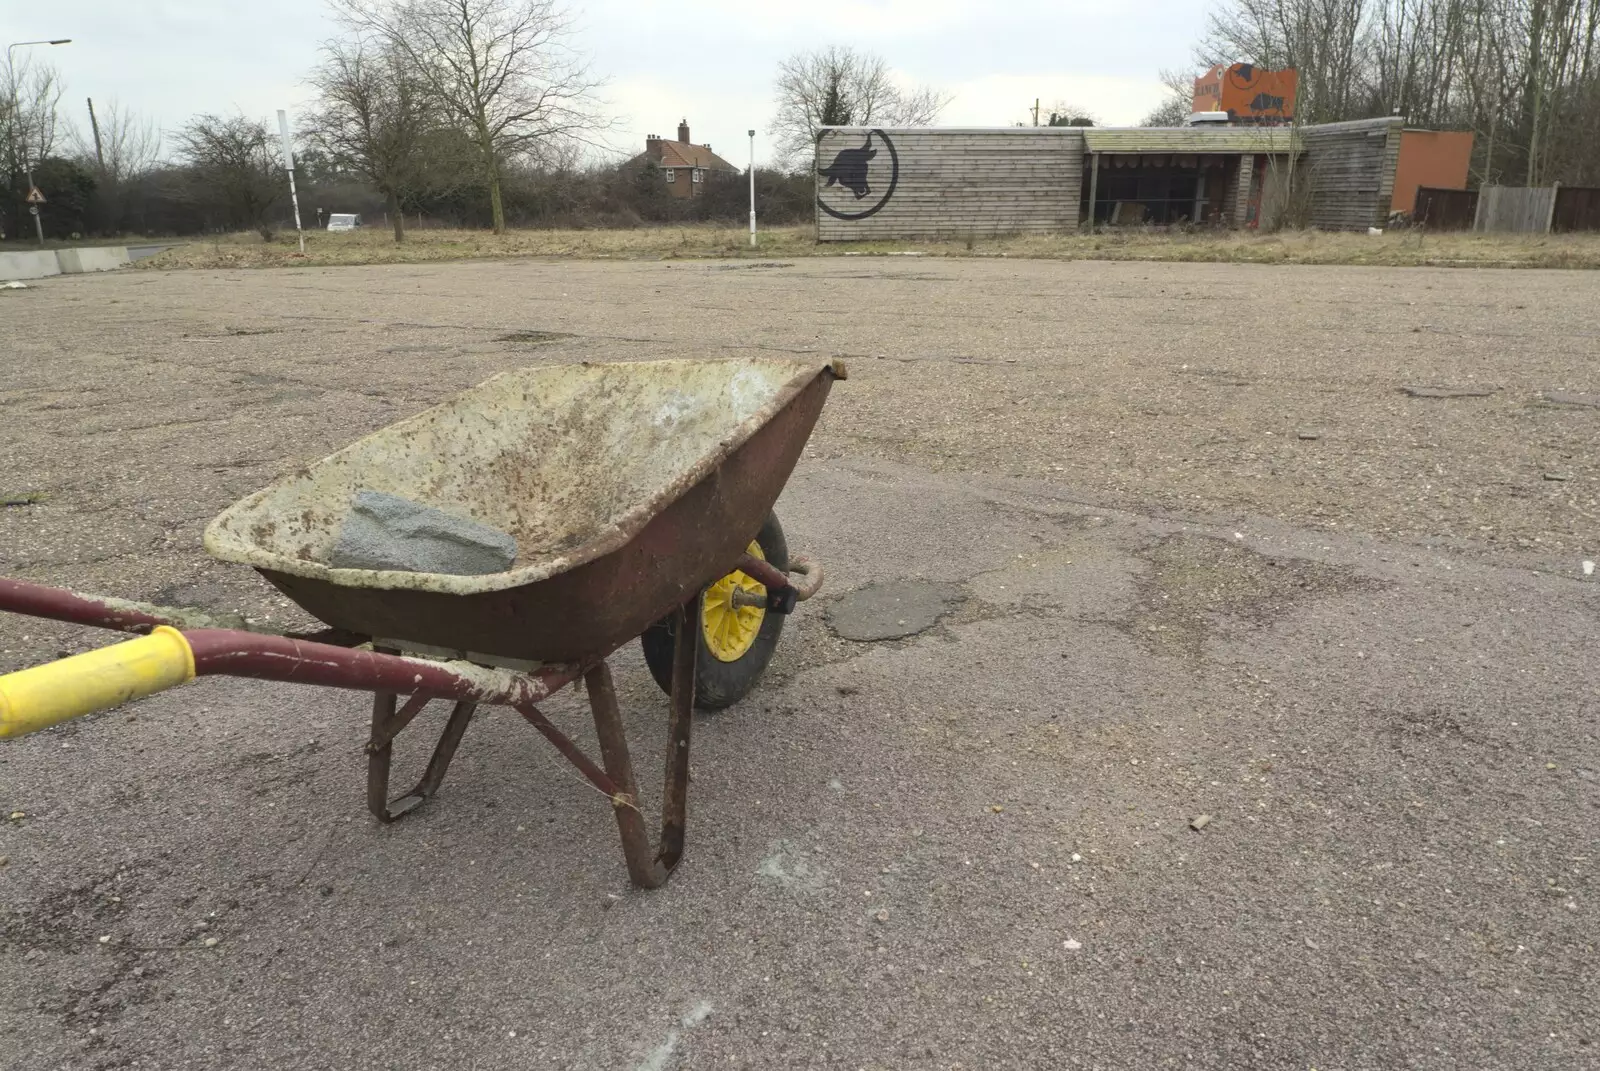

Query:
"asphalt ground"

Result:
[[1, 257, 1597, 1070]]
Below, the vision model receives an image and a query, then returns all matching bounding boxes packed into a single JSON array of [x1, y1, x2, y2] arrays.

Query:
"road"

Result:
[[1, 257, 1597, 1070]]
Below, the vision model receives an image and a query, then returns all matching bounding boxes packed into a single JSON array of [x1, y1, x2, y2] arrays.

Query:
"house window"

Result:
[[665, 168, 676, 183], [692, 168, 703, 183]]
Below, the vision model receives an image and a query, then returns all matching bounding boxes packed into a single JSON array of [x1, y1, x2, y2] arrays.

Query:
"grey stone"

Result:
[[828, 580, 964, 641], [328, 490, 516, 575]]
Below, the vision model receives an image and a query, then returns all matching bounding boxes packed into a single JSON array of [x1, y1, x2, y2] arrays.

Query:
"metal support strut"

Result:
[[365, 645, 478, 822], [361, 607, 699, 887], [367, 692, 478, 823], [584, 600, 697, 889]]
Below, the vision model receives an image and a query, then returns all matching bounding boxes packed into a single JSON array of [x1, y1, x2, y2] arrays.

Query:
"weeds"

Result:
[[136, 224, 1600, 271]]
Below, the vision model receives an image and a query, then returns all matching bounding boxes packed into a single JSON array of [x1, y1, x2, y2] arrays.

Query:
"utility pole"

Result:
[[748, 129, 757, 247], [276, 110, 305, 254], [1032, 98, 1040, 127], [6, 38, 72, 248], [86, 97, 105, 171]]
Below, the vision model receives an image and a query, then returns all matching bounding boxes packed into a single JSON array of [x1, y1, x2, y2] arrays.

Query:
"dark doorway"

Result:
[[1083, 154, 1234, 225]]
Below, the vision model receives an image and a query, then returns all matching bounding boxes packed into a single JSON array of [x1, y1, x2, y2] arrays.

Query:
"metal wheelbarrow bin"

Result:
[[0, 357, 845, 888]]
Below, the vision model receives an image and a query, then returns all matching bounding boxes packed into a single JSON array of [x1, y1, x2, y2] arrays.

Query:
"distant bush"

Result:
[[9, 151, 817, 239]]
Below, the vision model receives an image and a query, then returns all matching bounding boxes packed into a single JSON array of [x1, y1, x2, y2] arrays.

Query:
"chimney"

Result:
[[678, 119, 690, 143]]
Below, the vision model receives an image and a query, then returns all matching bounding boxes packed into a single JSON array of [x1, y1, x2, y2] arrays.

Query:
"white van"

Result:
[[327, 213, 362, 232]]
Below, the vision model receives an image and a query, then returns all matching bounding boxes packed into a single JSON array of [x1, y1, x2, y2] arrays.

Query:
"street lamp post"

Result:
[[748, 129, 756, 248], [6, 38, 72, 247]]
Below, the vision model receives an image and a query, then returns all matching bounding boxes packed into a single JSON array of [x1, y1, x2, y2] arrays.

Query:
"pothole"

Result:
[[1402, 385, 1498, 399], [826, 580, 966, 641], [1540, 390, 1600, 408], [1127, 534, 1380, 656], [495, 330, 575, 344]]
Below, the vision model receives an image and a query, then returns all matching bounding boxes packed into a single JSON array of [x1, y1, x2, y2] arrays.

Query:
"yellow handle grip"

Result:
[[0, 626, 195, 739]]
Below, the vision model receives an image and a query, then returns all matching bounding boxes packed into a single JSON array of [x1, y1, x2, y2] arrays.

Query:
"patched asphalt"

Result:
[[1, 258, 1597, 1070]]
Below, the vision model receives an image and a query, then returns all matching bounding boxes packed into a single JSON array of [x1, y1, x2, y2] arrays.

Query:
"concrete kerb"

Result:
[[0, 251, 62, 281], [0, 246, 131, 282], [56, 247, 132, 274]]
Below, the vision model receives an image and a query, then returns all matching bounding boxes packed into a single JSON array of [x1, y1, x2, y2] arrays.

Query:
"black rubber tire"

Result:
[[641, 512, 789, 711]]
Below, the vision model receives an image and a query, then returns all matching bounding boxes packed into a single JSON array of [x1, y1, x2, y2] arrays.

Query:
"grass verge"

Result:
[[135, 224, 1600, 270]]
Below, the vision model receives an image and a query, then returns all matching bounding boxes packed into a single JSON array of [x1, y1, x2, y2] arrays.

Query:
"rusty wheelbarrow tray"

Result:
[[0, 357, 845, 889]]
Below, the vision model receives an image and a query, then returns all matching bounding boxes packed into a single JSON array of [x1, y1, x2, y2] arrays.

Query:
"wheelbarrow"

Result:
[[0, 357, 845, 888]]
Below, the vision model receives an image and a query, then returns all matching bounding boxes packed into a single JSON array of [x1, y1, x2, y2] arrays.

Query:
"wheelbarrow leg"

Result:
[[661, 600, 696, 868], [367, 649, 476, 823], [389, 699, 475, 818], [585, 601, 697, 889]]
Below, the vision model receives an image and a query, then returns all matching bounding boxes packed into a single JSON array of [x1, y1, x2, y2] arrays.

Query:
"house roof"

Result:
[[630, 139, 740, 173]]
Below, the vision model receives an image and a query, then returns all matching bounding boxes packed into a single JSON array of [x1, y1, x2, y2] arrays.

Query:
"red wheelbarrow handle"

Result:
[[0, 577, 585, 742], [0, 624, 583, 740], [0, 578, 718, 889]]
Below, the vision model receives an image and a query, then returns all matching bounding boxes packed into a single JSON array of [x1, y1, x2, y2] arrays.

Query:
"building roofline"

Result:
[[820, 119, 1416, 136]]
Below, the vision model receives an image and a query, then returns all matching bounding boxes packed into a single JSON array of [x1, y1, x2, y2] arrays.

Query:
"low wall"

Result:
[[0, 246, 131, 282], [0, 251, 63, 281], [57, 246, 131, 273]]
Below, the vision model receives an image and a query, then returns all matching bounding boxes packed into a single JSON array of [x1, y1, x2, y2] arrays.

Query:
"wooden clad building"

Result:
[[1298, 118, 1405, 230], [815, 117, 1407, 239], [815, 128, 1084, 240]]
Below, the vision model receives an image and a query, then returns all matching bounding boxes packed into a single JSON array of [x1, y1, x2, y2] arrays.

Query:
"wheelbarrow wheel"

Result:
[[641, 512, 788, 711]]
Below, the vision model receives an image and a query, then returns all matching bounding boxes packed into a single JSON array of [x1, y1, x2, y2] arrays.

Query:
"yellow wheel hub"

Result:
[[702, 541, 768, 662]]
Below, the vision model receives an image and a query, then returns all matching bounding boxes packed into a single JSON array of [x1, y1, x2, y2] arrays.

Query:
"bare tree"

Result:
[[2, 54, 66, 175], [1024, 100, 1099, 126], [65, 99, 160, 235], [334, 0, 607, 234], [303, 34, 433, 241], [1199, 0, 1371, 121], [173, 114, 283, 239], [1142, 69, 1199, 126], [71, 99, 160, 183], [772, 46, 951, 165], [1192, 0, 1600, 184]]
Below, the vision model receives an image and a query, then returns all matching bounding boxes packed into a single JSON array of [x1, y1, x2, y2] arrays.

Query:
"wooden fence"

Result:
[[1470, 185, 1600, 233], [1552, 187, 1600, 232], [1414, 186, 1478, 230], [1474, 186, 1556, 232]]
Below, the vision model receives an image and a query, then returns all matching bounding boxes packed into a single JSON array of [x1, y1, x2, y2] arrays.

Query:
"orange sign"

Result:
[[1192, 64, 1298, 125]]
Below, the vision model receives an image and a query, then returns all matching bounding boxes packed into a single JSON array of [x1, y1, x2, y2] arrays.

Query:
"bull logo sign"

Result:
[[816, 129, 900, 221], [1193, 63, 1298, 125]]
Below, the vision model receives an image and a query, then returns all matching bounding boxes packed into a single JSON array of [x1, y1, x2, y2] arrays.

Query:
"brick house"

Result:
[[631, 120, 740, 198]]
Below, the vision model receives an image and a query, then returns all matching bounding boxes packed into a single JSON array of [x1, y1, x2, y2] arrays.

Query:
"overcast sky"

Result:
[[6, 1, 1206, 167]]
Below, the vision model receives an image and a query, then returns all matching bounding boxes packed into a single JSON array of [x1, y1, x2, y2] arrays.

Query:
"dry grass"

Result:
[[136, 223, 1600, 270]]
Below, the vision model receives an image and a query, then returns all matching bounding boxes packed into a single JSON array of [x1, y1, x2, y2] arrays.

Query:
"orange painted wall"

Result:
[[1391, 130, 1475, 213], [1192, 64, 1298, 124]]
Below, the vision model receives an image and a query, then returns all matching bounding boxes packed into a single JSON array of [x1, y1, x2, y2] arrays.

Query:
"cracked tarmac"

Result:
[[2, 258, 1598, 1070]]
